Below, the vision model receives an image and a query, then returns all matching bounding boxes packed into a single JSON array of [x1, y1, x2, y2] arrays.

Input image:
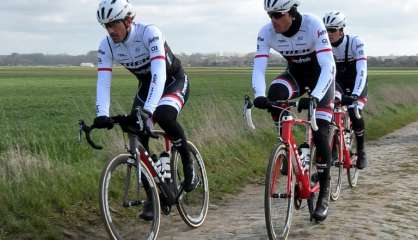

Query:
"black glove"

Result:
[[253, 96, 271, 109], [297, 97, 318, 113], [341, 95, 358, 106], [135, 108, 154, 134], [93, 116, 114, 129]]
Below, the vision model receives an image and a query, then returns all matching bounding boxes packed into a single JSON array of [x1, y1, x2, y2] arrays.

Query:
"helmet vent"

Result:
[[111, 0, 117, 4], [271, 0, 279, 7], [282, 0, 291, 7], [101, 7, 105, 20], [107, 8, 113, 18]]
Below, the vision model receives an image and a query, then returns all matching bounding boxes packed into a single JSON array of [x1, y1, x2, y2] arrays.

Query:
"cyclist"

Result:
[[94, 0, 197, 220], [323, 11, 368, 169], [252, 0, 336, 221]]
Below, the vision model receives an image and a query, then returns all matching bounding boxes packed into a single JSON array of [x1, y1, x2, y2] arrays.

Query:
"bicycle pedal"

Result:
[[123, 200, 142, 207], [161, 204, 172, 215], [272, 193, 288, 198]]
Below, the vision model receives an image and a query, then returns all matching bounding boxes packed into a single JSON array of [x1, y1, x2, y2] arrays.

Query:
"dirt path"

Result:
[[157, 121, 418, 240], [66, 121, 418, 239]]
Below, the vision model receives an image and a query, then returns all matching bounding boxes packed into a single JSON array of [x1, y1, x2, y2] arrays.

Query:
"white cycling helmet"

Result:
[[264, 0, 300, 13], [97, 0, 136, 25], [323, 11, 346, 29]]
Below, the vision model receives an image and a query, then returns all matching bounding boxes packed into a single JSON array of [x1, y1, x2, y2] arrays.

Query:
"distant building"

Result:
[[80, 62, 95, 67]]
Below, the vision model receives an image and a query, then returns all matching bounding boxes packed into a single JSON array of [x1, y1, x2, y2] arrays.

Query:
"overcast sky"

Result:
[[1, 0, 417, 56]]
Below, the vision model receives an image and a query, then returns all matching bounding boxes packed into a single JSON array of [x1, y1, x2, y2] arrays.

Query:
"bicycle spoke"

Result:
[[175, 143, 209, 228], [265, 144, 293, 240], [330, 133, 343, 201], [100, 154, 160, 240]]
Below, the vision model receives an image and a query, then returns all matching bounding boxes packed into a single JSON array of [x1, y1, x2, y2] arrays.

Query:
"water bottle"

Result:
[[299, 143, 310, 168], [159, 152, 171, 180]]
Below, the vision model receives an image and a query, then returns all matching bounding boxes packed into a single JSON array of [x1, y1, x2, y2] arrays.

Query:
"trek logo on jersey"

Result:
[[291, 56, 312, 64], [98, 49, 106, 55], [317, 30, 327, 38], [356, 44, 364, 49], [98, 57, 102, 64], [148, 36, 160, 44], [322, 39, 329, 44], [257, 36, 265, 42]]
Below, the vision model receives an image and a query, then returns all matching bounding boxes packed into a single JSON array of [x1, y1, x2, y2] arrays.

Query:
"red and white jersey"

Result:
[[332, 34, 367, 96], [252, 13, 335, 101], [96, 23, 181, 116]]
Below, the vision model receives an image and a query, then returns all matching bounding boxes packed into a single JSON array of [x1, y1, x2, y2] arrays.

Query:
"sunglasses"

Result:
[[104, 19, 124, 28], [326, 28, 339, 33], [268, 11, 287, 19]]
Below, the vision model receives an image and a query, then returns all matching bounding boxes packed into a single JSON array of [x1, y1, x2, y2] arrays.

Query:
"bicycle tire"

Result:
[[344, 118, 360, 188], [330, 130, 343, 201], [307, 145, 319, 217], [173, 141, 209, 228], [347, 128, 359, 188], [265, 143, 294, 240], [99, 154, 161, 240]]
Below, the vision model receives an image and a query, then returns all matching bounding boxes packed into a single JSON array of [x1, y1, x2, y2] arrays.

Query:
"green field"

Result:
[[1, 67, 418, 239]]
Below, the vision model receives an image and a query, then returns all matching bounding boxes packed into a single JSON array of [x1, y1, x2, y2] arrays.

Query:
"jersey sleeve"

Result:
[[311, 17, 335, 101], [351, 37, 368, 96], [96, 38, 113, 117], [143, 25, 167, 113], [252, 26, 270, 98]]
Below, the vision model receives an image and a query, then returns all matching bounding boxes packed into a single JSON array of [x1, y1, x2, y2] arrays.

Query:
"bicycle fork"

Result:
[[121, 155, 144, 208]]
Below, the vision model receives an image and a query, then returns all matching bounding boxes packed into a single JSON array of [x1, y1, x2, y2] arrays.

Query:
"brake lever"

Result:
[[243, 95, 256, 130], [78, 120, 103, 150]]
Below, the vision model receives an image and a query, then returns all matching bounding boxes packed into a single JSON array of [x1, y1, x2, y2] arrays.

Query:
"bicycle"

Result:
[[243, 95, 320, 240], [79, 110, 209, 240], [329, 96, 362, 200]]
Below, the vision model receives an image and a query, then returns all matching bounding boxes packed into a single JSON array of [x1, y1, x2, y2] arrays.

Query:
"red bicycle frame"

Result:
[[271, 106, 320, 200], [333, 104, 354, 169]]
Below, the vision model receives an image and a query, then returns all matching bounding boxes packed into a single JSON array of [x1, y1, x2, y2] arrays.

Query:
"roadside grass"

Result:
[[0, 67, 417, 238]]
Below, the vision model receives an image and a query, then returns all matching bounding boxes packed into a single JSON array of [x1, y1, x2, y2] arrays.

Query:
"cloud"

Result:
[[0, 0, 417, 55]]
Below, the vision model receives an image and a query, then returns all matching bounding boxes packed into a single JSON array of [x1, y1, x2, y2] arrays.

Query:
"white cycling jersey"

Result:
[[332, 34, 367, 96], [96, 23, 181, 116], [252, 13, 335, 101]]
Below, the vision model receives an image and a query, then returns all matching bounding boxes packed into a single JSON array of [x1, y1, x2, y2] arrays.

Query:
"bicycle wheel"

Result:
[[173, 141, 209, 228], [346, 128, 359, 188], [307, 145, 319, 217], [330, 131, 343, 201], [265, 143, 294, 240], [99, 154, 161, 240]]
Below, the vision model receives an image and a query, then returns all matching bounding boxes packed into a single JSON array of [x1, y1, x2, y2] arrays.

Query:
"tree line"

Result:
[[1, 51, 417, 68]]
